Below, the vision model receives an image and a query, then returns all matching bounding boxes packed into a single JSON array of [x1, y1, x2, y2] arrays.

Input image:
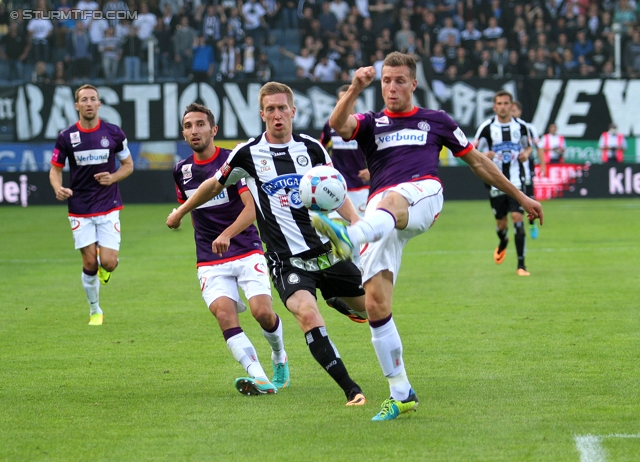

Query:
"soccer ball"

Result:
[[299, 165, 348, 213]]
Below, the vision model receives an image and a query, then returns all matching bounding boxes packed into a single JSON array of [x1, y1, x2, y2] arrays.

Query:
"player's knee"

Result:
[[514, 221, 525, 236], [251, 304, 275, 326]]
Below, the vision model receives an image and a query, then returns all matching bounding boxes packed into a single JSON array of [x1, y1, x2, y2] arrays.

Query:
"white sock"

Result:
[[347, 209, 396, 246], [370, 316, 412, 400], [262, 315, 287, 364], [226, 331, 268, 379], [82, 271, 102, 315]]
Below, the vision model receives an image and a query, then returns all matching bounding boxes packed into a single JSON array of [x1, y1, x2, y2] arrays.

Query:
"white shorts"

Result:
[[197, 253, 272, 312], [328, 188, 370, 220], [360, 179, 443, 284], [69, 210, 121, 250]]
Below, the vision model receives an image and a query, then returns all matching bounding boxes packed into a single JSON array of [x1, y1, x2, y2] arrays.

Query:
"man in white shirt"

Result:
[[134, 2, 157, 41]]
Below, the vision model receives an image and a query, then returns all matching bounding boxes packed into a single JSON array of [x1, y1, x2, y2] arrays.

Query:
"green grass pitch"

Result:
[[1, 198, 639, 461]]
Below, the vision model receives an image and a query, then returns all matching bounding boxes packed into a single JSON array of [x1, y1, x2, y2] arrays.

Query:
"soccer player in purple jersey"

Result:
[[312, 52, 544, 420], [319, 84, 370, 219], [172, 103, 289, 396], [49, 84, 134, 326], [167, 83, 368, 407]]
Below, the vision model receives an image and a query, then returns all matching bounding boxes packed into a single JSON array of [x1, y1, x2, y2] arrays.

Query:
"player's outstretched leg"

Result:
[[82, 268, 103, 325], [494, 228, 508, 264], [311, 213, 354, 260], [372, 390, 419, 421], [325, 297, 367, 323], [225, 327, 277, 396]]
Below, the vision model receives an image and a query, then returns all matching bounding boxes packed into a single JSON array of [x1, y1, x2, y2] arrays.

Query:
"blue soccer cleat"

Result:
[[271, 357, 290, 389], [529, 223, 539, 239], [311, 213, 354, 261], [372, 389, 419, 421]]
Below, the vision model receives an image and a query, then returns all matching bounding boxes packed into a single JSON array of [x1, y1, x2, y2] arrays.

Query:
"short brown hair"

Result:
[[75, 84, 99, 102], [512, 100, 523, 111], [494, 90, 513, 103], [382, 52, 417, 80], [182, 103, 215, 128], [337, 84, 350, 95], [259, 82, 294, 110]]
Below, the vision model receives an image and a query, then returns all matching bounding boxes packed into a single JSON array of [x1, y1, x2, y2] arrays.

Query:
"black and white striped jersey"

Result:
[[474, 116, 531, 192], [215, 131, 331, 258], [515, 117, 541, 178]]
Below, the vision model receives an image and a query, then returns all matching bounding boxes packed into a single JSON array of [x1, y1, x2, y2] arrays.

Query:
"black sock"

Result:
[[529, 218, 535, 226], [497, 228, 509, 252], [514, 221, 526, 268], [305, 326, 360, 398]]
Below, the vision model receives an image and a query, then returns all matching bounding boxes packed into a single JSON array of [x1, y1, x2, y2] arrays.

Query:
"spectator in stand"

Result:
[[226, 7, 246, 44], [599, 123, 626, 163], [442, 34, 458, 62], [560, 48, 580, 76], [66, 21, 93, 81], [160, 4, 179, 34], [624, 28, 640, 78], [103, 0, 129, 29], [419, 10, 440, 56], [452, 45, 475, 78], [279, 46, 318, 77], [503, 50, 521, 77], [313, 54, 341, 82], [395, 19, 416, 53], [240, 36, 257, 79], [492, 37, 509, 76], [218, 36, 241, 80], [199, 5, 224, 46], [588, 38, 610, 73], [478, 48, 498, 74], [295, 65, 314, 81], [329, 0, 350, 24], [318, 1, 339, 40], [134, 3, 158, 42], [460, 0, 489, 31], [573, 29, 594, 63], [531, 47, 554, 78], [279, 0, 298, 28], [153, 17, 173, 78], [429, 42, 447, 76], [32, 60, 50, 84], [262, 0, 281, 30], [173, 16, 197, 79], [99, 26, 120, 83], [537, 123, 566, 165], [483, 15, 504, 46], [122, 26, 143, 82], [191, 35, 215, 82], [372, 48, 385, 79], [461, 20, 483, 52], [368, 0, 394, 36], [550, 32, 570, 70], [435, 0, 458, 25], [255, 51, 273, 82], [601, 59, 615, 77], [437, 17, 460, 46], [242, 0, 268, 47], [298, 6, 314, 44], [52, 60, 69, 85], [0, 22, 31, 82], [375, 28, 394, 55], [27, 1, 54, 63], [613, 0, 637, 35]]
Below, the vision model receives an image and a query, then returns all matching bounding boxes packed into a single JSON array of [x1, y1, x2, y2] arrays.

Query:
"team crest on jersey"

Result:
[[296, 155, 309, 166], [418, 121, 431, 132], [100, 137, 110, 148], [375, 116, 390, 126], [511, 129, 521, 142], [70, 131, 81, 147], [182, 164, 193, 179], [287, 273, 300, 284]]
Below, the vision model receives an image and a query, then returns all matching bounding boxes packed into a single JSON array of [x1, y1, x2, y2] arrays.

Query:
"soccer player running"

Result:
[[172, 103, 289, 396], [311, 52, 543, 421], [475, 91, 537, 275], [511, 100, 545, 239], [167, 82, 368, 406], [49, 84, 134, 326]]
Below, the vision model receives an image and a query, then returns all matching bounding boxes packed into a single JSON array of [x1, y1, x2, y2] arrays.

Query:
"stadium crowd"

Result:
[[1, 0, 640, 85]]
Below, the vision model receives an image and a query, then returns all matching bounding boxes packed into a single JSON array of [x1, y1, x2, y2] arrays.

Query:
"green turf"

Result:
[[1, 199, 639, 461]]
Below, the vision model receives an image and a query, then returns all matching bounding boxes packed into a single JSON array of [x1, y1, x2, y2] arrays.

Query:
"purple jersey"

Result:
[[52, 120, 131, 217], [320, 121, 368, 191], [350, 107, 473, 199], [173, 147, 264, 267]]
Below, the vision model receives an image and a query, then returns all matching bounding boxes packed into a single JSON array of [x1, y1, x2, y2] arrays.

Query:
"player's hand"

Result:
[[212, 235, 230, 256], [55, 186, 73, 201], [94, 172, 114, 186], [518, 150, 529, 161], [166, 208, 183, 229], [352, 66, 376, 91], [485, 150, 496, 160], [358, 168, 370, 182], [521, 196, 544, 225]]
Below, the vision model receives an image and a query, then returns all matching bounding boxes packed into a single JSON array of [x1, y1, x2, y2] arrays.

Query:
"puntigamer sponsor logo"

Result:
[[74, 149, 109, 166], [376, 129, 427, 149]]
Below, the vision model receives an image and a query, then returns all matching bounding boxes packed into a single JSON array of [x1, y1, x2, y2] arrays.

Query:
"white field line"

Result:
[[575, 434, 640, 462]]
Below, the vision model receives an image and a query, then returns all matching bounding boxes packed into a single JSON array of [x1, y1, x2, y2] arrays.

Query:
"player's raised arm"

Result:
[[460, 147, 544, 224], [211, 189, 257, 256], [329, 66, 375, 140], [166, 176, 225, 229]]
